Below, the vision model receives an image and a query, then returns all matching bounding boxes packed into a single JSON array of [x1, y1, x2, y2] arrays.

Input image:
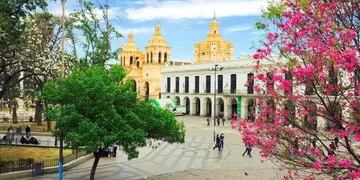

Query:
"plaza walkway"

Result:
[[16, 116, 284, 180]]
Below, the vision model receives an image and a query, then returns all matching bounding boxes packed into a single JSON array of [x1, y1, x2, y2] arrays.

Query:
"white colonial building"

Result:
[[161, 58, 267, 120], [159, 17, 270, 120]]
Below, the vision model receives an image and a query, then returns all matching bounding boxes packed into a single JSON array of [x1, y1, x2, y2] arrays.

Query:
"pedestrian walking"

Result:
[[25, 125, 31, 137], [207, 118, 210, 127], [6, 125, 14, 143], [217, 118, 220, 126], [113, 145, 117, 157], [220, 133, 224, 150], [213, 134, 221, 151], [242, 143, 252, 157], [222, 118, 225, 126]]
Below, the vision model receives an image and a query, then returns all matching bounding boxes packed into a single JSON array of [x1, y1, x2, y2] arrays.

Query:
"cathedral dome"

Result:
[[147, 25, 169, 47], [121, 33, 141, 52]]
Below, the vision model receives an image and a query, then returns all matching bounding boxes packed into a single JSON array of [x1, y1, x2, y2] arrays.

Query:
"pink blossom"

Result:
[[280, 80, 292, 91], [326, 156, 336, 166], [338, 159, 352, 169], [256, 73, 266, 81], [267, 32, 278, 43], [354, 134, 360, 142], [347, 170, 360, 179], [312, 160, 323, 170], [338, 130, 348, 138]]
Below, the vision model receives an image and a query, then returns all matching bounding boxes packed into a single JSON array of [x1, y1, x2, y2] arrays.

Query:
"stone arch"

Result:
[[231, 98, 237, 118], [247, 99, 256, 122], [194, 97, 201, 116], [217, 97, 224, 118], [205, 97, 212, 117], [174, 96, 180, 106], [144, 82, 150, 101], [131, 80, 137, 92], [183, 97, 190, 115]]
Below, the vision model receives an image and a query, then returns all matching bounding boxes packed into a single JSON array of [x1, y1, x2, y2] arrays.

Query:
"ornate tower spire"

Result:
[[128, 33, 134, 42], [208, 13, 220, 37], [155, 24, 161, 36]]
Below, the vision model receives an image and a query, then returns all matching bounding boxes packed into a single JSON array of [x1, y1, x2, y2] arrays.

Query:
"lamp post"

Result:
[[210, 64, 223, 142], [58, 1, 66, 180]]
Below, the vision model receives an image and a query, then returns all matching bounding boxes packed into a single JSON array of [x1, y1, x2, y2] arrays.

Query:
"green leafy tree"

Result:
[[41, 65, 185, 180], [66, 0, 121, 67]]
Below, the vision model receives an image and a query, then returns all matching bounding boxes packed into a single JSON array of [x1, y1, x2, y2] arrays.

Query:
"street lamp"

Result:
[[210, 64, 223, 142], [58, 1, 66, 180]]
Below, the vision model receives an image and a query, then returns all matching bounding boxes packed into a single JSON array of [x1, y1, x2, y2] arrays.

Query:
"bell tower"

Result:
[[145, 25, 171, 65]]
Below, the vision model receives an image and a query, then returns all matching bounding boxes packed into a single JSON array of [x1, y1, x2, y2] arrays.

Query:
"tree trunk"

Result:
[[34, 101, 42, 125], [12, 101, 17, 124], [90, 153, 101, 180], [46, 118, 51, 131], [0, 99, 3, 112]]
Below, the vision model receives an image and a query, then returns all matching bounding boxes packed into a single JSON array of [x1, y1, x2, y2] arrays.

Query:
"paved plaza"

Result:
[[16, 116, 284, 180]]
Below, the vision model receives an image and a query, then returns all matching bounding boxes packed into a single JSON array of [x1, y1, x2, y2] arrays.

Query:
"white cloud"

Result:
[[225, 25, 252, 33], [115, 26, 153, 35], [125, 0, 268, 21]]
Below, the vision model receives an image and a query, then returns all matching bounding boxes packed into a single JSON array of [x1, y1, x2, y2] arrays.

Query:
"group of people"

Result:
[[1, 125, 39, 145], [96, 145, 118, 157], [213, 133, 225, 151], [207, 117, 226, 127]]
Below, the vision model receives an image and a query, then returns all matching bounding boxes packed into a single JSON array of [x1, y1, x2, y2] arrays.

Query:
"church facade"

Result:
[[194, 16, 233, 64], [118, 25, 187, 100]]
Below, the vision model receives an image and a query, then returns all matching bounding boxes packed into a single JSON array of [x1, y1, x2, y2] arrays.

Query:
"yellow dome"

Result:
[[147, 25, 169, 47], [121, 33, 141, 52]]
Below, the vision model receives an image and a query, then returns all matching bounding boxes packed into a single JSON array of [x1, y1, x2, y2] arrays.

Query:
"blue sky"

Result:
[[47, 0, 269, 62]]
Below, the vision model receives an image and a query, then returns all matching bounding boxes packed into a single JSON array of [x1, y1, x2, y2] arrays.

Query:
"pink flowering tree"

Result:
[[232, 0, 360, 179]]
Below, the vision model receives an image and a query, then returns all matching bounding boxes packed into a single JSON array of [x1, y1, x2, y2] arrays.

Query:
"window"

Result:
[[218, 75, 223, 93], [164, 53, 167, 63], [130, 56, 133, 65], [329, 65, 338, 96], [147, 53, 149, 64], [266, 72, 274, 94], [151, 52, 153, 63], [195, 76, 199, 93], [136, 61, 140, 68], [247, 73, 254, 94], [284, 71, 292, 95], [284, 100, 295, 125], [158, 52, 162, 63], [206, 75, 211, 93], [305, 80, 314, 95], [185, 76, 189, 93], [166, 77, 171, 93], [355, 66, 360, 95], [175, 77, 179, 93], [230, 74, 236, 94]]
